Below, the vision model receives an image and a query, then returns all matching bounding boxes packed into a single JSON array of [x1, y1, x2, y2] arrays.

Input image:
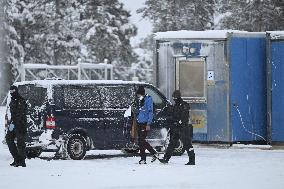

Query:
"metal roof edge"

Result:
[[230, 32, 266, 38]]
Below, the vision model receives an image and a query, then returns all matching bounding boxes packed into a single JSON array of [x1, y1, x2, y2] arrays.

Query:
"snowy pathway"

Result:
[[1, 107, 284, 189]]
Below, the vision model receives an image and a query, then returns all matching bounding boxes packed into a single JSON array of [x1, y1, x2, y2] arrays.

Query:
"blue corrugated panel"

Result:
[[230, 37, 267, 142], [271, 41, 284, 142]]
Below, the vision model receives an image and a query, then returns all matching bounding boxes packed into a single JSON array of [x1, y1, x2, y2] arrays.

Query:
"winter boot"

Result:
[[185, 151, 195, 165], [159, 158, 169, 164], [10, 161, 17, 167], [151, 153, 160, 163], [138, 160, 147, 164], [15, 160, 26, 167]]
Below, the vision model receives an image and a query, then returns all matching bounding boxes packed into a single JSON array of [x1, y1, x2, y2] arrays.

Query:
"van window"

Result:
[[18, 85, 47, 107], [100, 86, 134, 108], [145, 86, 166, 110], [63, 85, 101, 109]]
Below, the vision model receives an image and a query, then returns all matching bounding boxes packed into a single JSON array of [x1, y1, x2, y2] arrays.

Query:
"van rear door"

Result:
[[17, 84, 48, 141]]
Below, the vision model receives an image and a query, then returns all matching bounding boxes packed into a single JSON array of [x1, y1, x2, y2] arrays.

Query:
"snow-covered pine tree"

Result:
[[0, 0, 14, 102], [3, 0, 26, 75], [3, 0, 138, 81], [132, 34, 155, 83], [137, 0, 215, 32], [84, 0, 137, 80], [33, 0, 83, 65], [3, 0, 84, 81], [219, 0, 284, 31]]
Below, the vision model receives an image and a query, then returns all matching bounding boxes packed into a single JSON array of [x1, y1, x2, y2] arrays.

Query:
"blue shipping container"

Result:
[[154, 31, 267, 143]]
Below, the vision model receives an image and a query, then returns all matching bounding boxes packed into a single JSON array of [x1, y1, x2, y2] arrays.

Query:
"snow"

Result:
[[119, 0, 153, 46], [267, 31, 284, 39], [154, 30, 250, 40], [23, 63, 113, 69], [14, 79, 146, 88], [1, 106, 284, 188]]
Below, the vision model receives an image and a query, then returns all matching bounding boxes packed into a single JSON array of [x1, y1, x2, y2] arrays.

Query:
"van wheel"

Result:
[[67, 134, 87, 160], [164, 134, 185, 156], [26, 149, 42, 159]]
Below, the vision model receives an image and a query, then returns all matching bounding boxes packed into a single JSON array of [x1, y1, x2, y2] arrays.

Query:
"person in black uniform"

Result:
[[6, 85, 28, 167], [159, 90, 195, 165]]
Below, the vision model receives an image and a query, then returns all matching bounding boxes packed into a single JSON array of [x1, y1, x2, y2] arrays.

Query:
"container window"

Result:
[[176, 59, 206, 102]]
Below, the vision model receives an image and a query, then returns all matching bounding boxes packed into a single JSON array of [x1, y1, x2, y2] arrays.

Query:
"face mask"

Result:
[[139, 96, 144, 101], [10, 90, 17, 98], [173, 97, 181, 103]]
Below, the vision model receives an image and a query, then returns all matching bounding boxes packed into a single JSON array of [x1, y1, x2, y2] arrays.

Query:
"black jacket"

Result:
[[10, 95, 28, 134], [170, 98, 190, 128]]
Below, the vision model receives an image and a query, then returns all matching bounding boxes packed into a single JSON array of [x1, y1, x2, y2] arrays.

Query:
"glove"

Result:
[[8, 123, 15, 131]]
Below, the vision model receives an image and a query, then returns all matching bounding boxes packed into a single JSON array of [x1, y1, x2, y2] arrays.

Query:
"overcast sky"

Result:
[[119, 0, 153, 46]]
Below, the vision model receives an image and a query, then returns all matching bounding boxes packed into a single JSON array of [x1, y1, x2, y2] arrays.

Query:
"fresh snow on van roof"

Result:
[[14, 80, 146, 87]]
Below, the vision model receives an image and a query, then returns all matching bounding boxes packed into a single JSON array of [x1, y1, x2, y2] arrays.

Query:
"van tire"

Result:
[[26, 148, 42, 159], [67, 134, 87, 160]]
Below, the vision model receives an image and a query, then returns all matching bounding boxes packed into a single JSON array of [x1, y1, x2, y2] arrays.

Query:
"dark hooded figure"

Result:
[[6, 85, 28, 167], [159, 90, 195, 165]]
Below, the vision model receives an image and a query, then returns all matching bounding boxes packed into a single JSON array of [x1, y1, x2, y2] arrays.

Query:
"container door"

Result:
[[17, 84, 47, 143], [271, 40, 284, 142], [176, 58, 208, 140], [230, 37, 267, 142]]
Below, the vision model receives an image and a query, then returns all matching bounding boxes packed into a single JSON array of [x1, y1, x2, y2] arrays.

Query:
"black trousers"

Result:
[[137, 123, 157, 161], [6, 130, 26, 163], [164, 126, 194, 161]]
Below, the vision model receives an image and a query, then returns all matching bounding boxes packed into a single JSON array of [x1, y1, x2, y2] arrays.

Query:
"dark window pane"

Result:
[[145, 87, 165, 109], [63, 85, 101, 109], [101, 86, 134, 108], [18, 85, 47, 107]]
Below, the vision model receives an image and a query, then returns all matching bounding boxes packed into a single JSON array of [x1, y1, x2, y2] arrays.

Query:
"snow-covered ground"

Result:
[[1, 106, 284, 189]]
